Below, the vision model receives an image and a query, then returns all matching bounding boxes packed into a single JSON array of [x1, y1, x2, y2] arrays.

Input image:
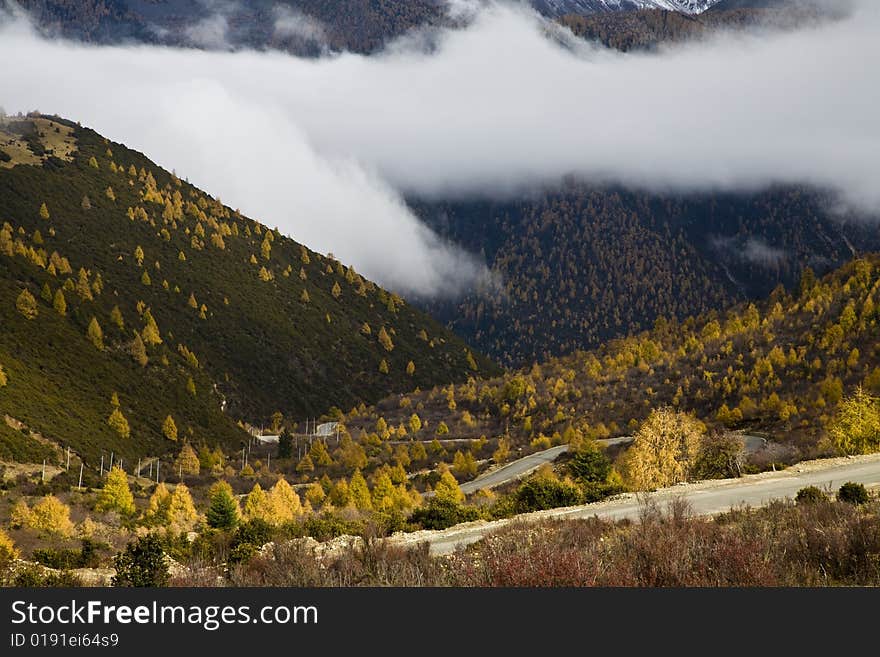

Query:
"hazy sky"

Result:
[[0, 1, 877, 296]]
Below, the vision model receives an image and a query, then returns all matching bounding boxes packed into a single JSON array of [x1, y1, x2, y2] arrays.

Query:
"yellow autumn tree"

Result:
[[29, 495, 75, 537], [107, 407, 130, 439], [377, 327, 394, 352], [269, 477, 302, 523], [96, 466, 136, 515], [0, 528, 19, 568], [87, 316, 104, 350], [434, 468, 464, 504], [162, 415, 178, 441], [243, 483, 275, 524], [144, 482, 171, 526], [16, 289, 38, 319], [621, 407, 706, 491], [173, 443, 200, 476], [167, 483, 199, 533], [348, 469, 373, 511], [130, 332, 148, 366], [53, 289, 66, 315]]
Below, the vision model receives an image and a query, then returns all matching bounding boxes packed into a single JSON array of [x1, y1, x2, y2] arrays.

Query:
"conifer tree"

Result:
[[87, 316, 104, 350], [53, 288, 66, 315], [40, 282, 52, 302], [296, 453, 315, 473], [243, 483, 274, 523], [145, 482, 171, 526], [309, 440, 333, 466], [108, 407, 130, 439], [131, 332, 148, 367], [168, 484, 199, 533], [206, 481, 239, 530], [269, 478, 302, 523], [0, 528, 19, 568], [305, 482, 325, 508], [0, 363, 7, 387], [406, 360, 416, 376], [410, 413, 422, 434], [173, 443, 200, 476], [349, 469, 373, 511], [378, 327, 394, 352], [110, 305, 124, 329], [96, 467, 135, 515], [29, 495, 75, 537], [16, 289, 38, 319], [371, 472, 396, 512], [142, 311, 162, 345], [39, 202, 50, 220], [434, 468, 464, 504], [162, 415, 178, 442], [331, 282, 342, 299]]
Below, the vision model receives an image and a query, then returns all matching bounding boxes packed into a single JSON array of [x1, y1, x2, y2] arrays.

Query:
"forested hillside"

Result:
[[11, 0, 448, 55], [8, 0, 831, 56], [0, 113, 494, 463], [558, 4, 830, 51], [413, 186, 876, 365], [350, 255, 880, 463]]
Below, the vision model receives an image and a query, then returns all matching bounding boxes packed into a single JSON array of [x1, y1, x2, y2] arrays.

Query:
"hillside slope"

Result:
[[412, 186, 878, 366], [0, 113, 495, 463], [348, 254, 880, 462]]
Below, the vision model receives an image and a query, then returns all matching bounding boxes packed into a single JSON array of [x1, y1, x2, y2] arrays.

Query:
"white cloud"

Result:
[[183, 14, 231, 50], [272, 6, 327, 45], [0, 0, 878, 295], [0, 17, 487, 298]]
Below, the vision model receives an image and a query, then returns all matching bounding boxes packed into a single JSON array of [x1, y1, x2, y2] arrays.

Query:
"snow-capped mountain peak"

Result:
[[533, 0, 723, 18]]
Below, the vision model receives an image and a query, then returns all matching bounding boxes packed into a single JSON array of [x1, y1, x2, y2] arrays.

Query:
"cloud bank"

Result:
[[0, 0, 878, 296]]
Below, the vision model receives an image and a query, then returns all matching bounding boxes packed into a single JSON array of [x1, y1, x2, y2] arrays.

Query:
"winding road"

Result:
[[460, 445, 569, 495], [405, 453, 880, 555], [458, 433, 768, 495]]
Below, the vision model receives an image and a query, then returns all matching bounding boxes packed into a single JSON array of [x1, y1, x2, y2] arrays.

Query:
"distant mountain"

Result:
[[350, 252, 880, 461], [411, 185, 879, 366], [9, 0, 448, 55], [7, 0, 737, 55], [534, 0, 721, 18], [0, 113, 496, 463]]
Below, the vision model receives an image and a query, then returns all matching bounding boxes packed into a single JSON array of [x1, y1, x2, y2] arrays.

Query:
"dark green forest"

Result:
[[413, 186, 877, 365], [0, 114, 494, 462]]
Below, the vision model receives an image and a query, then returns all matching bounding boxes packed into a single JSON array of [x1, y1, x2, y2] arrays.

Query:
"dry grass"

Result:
[[0, 117, 76, 168]]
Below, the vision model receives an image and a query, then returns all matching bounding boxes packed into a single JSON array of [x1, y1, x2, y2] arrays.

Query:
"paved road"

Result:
[[413, 454, 880, 555], [458, 433, 769, 495], [459, 445, 569, 495]]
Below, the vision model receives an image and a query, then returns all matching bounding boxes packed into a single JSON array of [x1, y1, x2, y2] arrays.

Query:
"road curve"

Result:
[[406, 453, 880, 555], [459, 445, 569, 495], [457, 433, 766, 495]]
